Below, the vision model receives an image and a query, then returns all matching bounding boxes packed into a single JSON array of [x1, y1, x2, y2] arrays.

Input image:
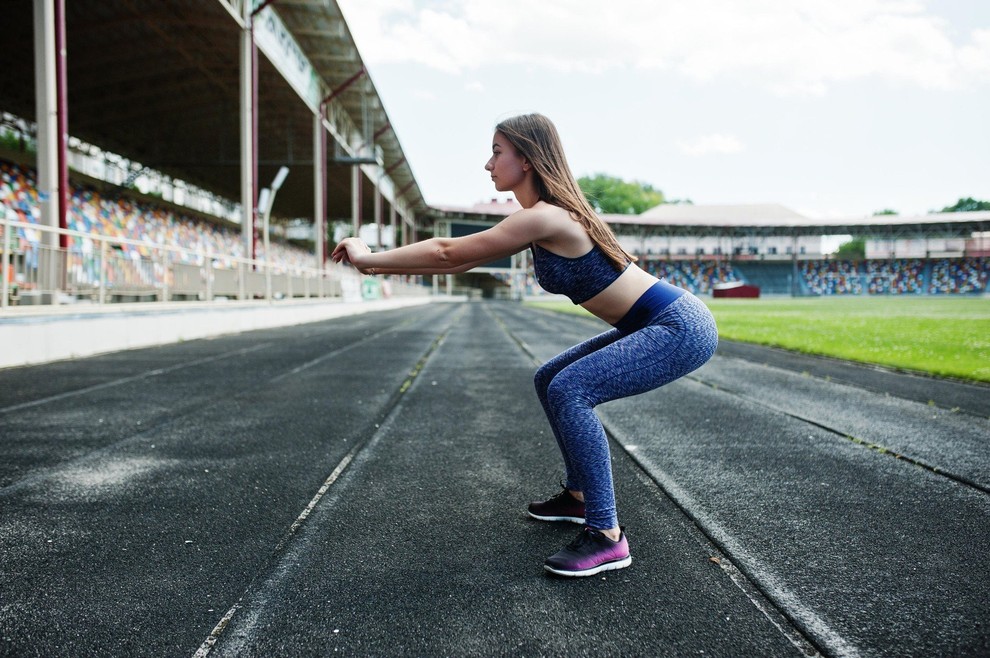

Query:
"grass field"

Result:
[[527, 296, 990, 383]]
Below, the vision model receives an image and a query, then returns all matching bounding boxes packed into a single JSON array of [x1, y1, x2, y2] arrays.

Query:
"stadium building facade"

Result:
[[429, 199, 989, 298]]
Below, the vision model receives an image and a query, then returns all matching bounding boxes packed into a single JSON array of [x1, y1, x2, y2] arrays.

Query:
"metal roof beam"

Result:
[[322, 68, 366, 103], [116, 0, 237, 96]]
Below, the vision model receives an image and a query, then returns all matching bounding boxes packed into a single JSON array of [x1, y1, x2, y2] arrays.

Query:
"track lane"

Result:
[[0, 303, 461, 657], [494, 302, 990, 490], [489, 301, 990, 657], [2, 300, 986, 656], [0, 307, 445, 488], [690, 358, 990, 492], [204, 302, 806, 657]]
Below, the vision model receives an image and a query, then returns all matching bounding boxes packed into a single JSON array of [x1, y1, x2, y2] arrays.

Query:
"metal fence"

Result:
[[1, 215, 425, 308]]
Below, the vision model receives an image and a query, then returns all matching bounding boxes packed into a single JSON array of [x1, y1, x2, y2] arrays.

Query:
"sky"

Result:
[[335, 0, 990, 220]]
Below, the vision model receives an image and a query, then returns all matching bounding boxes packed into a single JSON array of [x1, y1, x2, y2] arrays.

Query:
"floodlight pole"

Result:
[[261, 166, 289, 302]]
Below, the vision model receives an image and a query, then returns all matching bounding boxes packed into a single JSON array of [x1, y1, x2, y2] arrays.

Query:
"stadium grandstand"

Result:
[[1, 0, 429, 307], [1, 1, 988, 309], [429, 198, 989, 298]]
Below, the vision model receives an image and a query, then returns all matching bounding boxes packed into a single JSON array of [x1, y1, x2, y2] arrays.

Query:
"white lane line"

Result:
[[267, 319, 415, 384], [608, 421, 861, 658], [1, 310, 404, 416], [0, 344, 272, 415], [686, 372, 990, 495], [192, 322, 455, 657], [492, 306, 838, 657], [192, 437, 365, 658], [628, 464, 825, 658]]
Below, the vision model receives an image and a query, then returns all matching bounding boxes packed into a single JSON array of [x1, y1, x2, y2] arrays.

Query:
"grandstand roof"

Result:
[[0, 0, 427, 223], [606, 204, 990, 238], [427, 199, 990, 240], [635, 203, 808, 225], [430, 198, 522, 217]]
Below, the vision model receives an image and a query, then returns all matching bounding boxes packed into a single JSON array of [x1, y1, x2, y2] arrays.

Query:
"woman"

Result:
[[332, 113, 718, 577]]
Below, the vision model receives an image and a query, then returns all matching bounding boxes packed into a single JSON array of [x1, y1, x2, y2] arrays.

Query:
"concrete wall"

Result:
[[0, 297, 439, 369]]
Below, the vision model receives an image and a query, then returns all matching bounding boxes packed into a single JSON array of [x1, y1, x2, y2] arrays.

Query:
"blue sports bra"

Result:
[[531, 242, 629, 304]]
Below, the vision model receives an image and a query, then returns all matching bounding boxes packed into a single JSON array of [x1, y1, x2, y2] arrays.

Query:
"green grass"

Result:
[[526, 296, 990, 383]]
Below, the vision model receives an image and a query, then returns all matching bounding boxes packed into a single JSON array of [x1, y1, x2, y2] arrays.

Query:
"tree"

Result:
[[940, 197, 990, 212], [873, 209, 898, 216], [835, 237, 866, 260], [578, 173, 664, 214]]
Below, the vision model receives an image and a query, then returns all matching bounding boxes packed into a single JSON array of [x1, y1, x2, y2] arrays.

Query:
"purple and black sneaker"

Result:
[[527, 487, 586, 524], [544, 527, 632, 577]]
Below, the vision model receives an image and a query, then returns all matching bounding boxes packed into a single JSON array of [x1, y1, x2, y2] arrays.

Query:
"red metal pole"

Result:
[[250, 0, 276, 268], [55, 0, 68, 250], [320, 104, 328, 265]]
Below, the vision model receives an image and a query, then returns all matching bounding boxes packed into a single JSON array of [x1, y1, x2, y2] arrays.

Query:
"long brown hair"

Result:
[[495, 113, 636, 270]]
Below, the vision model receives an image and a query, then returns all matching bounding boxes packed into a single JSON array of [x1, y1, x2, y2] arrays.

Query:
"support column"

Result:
[[791, 235, 799, 297], [239, 2, 257, 278], [374, 175, 382, 250], [33, 0, 66, 297], [351, 166, 361, 238], [389, 204, 396, 251], [313, 112, 325, 271]]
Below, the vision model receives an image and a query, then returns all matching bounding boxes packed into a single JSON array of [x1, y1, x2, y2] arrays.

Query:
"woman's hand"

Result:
[[331, 238, 376, 274]]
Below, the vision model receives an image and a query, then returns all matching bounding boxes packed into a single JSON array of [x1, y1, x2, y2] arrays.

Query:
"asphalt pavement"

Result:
[[0, 300, 987, 657]]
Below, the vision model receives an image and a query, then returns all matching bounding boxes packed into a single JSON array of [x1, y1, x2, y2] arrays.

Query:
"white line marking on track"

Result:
[[267, 321, 413, 384], [192, 318, 455, 657], [491, 305, 838, 657], [611, 422, 861, 658], [192, 437, 366, 658], [0, 344, 272, 415]]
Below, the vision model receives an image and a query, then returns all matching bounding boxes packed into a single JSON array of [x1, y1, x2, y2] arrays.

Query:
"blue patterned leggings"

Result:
[[534, 290, 718, 530]]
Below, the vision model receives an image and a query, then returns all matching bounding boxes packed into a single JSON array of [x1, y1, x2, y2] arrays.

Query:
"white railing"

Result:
[[0, 216, 426, 309]]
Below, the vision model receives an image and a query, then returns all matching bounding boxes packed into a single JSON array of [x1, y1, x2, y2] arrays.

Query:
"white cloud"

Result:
[[338, 0, 990, 93], [678, 134, 745, 157], [464, 81, 485, 93]]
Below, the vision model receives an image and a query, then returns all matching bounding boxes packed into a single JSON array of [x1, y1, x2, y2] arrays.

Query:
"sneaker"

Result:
[[544, 527, 632, 577], [527, 487, 586, 524]]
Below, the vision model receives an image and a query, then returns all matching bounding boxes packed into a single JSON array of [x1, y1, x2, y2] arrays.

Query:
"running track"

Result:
[[1, 301, 987, 656]]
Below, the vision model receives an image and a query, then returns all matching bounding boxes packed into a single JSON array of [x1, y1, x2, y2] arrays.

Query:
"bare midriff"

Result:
[[580, 264, 660, 326]]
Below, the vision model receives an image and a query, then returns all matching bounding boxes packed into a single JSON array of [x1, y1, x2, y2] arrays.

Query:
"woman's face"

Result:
[[485, 131, 529, 192]]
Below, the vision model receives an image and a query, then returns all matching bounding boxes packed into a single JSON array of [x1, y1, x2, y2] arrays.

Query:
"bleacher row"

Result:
[[2, 159, 987, 297], [642, 257, 987, 296], [641, 260, 739, 295], [798, 258, 987, 295], [0, 159, 317, 274]]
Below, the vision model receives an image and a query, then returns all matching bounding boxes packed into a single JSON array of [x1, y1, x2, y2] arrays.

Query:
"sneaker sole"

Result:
[[527, 511, 585, 524], [544, 556, 632, 577]]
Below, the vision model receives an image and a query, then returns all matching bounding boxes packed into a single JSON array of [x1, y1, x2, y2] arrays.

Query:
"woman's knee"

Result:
[[534, 361, 556, 397], [545, 372, 593, 411]]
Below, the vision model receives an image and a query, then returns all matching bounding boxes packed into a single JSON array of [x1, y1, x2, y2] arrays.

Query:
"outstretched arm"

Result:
[[331, 208, 553, 275]]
